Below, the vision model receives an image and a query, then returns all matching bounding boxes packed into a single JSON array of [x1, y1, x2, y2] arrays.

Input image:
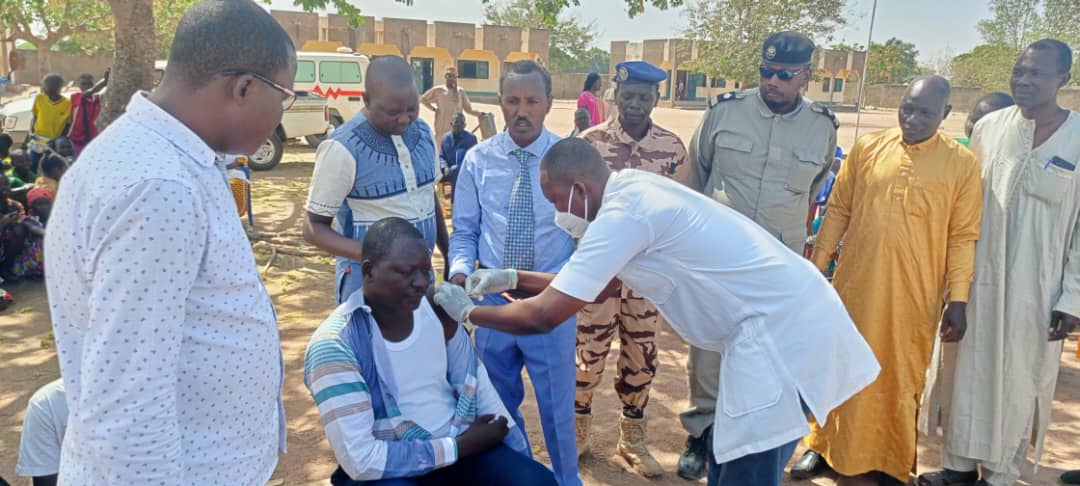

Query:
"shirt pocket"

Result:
[[720, 325, 783, 417], [785, 148, 825, 194], [712, 130, 754, 178], [1025, 164, 1072, 207]]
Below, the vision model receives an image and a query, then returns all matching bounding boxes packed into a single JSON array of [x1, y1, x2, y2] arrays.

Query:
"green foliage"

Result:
[[950, 44, 1020, 91], [683, 0, 847, 83], [951, 0, 1078, 88], [865, 38, 919, 84], [0, 0, 112, 50], [977, 0, 1043, 50], [483, 0, 601, 74]]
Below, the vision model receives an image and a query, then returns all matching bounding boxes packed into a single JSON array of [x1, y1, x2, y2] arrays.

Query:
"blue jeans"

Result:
[[706, 435, 800, 486], [330, 444, 557, 486]]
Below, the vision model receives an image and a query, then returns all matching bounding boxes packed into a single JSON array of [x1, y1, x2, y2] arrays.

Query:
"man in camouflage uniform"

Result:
[[678, 31, 839, 481], [575, 61, 689, 478]]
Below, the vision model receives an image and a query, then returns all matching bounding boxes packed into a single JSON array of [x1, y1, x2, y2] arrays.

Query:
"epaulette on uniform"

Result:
[[810, 102, 839, 129], [709, 90, 744, 108]]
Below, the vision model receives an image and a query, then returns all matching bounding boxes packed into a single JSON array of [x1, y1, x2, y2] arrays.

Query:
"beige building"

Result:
[[611, 38, 865, 105], [271, 11, 549, 98]]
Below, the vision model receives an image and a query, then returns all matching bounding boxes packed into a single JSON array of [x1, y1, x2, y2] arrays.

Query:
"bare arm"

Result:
[[460, 91, 483, 118], [303, 212, 362, 261], [434, 193, 449, 266], [468, 285, 590, 335]]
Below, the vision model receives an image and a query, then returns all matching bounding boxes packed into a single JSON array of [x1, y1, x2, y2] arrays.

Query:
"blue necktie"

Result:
[[504, 149, 535, 271]]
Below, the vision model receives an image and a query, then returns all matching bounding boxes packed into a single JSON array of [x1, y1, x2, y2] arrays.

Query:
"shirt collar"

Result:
[[897, 129, 943, 153], [754, 88, 805, 120], [607, 117, 653, 146], [125, 91, 217, 167], [499, 128, 552, 158]]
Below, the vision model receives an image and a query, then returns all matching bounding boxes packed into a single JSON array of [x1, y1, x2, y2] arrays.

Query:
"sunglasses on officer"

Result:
[[758, 66, 805, 82], [221, 69, 297, 110]]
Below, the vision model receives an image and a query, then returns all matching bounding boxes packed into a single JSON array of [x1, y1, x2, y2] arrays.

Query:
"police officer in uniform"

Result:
[[677, 31, 839, 481]]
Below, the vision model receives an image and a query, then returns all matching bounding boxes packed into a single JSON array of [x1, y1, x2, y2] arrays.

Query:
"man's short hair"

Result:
[[166, 0, 295, 88], [41, 154, 67, 177], [42, 73, 63, 86], [362, 217, 425, 265], [541, 137, 608, 183], [1027, 38, 1073, 75], [500, 60, 552, 98], [452, 112, 466, 123]]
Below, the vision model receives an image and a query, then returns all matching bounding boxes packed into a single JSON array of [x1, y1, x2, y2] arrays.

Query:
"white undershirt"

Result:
[[375, 301, 458, 437]]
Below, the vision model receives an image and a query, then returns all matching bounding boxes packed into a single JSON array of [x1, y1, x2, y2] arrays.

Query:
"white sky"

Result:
[[266, 0, 994, 65]]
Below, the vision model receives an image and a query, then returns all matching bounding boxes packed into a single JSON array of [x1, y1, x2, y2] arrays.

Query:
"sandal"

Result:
[[916, 469, 979, 486]]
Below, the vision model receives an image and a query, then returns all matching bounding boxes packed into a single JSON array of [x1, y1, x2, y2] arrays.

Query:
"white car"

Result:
[[0, 61, 330, 171]]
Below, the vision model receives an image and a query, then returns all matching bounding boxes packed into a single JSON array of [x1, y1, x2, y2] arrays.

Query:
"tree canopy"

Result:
[[483, 0, 604, 74], [683, 0, 847, 83]]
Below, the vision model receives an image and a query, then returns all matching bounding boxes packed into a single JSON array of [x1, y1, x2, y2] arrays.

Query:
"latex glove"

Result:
[[465, 269, 518, 299], [434, 283, 477, 324]]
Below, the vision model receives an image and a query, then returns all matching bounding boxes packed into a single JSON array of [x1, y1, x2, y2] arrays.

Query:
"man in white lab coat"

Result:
[[433, 137, 880, 486]]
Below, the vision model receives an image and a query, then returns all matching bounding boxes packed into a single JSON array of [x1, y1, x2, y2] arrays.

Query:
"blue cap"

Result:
[[834, 146, 844, 160], [615, 61, 668, 85]]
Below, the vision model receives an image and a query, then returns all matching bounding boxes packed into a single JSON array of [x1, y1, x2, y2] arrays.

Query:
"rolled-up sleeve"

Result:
[[306, 140, 357, 217], [75, 179, 207, 485]]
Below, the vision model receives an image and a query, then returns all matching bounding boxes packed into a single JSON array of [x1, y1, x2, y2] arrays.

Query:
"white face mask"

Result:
[[555, 183, 590, 239]]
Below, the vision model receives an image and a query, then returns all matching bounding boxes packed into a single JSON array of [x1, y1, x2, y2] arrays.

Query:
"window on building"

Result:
[[319, 61, 363, 84], [295, 60, 316, 83], [734, 82, 741, 89], [833, 78, 844, 92], [458, 60, 489, 79], [709, 77, 727, 88], [822, 77, 831, 92]]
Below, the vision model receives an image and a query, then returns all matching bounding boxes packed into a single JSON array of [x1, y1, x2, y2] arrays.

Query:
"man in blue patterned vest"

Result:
[[305, 56, 450, 304]]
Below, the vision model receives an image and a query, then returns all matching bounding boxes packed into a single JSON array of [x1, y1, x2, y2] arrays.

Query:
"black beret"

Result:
[[762, 31, 815, 66]]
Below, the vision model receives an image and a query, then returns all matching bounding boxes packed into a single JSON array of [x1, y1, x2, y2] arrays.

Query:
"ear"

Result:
[[361, 259, 374, 280], [230, 75, 252, 105], [545, 95, 554, 114], [942, 104, 953, 119], [1060, 71, 1072, 89]]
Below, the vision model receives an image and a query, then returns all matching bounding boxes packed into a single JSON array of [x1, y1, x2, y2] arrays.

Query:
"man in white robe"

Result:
[[919, 39, 1080, 486]]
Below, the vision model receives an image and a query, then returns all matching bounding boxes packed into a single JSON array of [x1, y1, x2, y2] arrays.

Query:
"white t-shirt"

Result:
[[550, 169, 880, 464], [17, 379, 68, 477], [373, 301, 458, 437]]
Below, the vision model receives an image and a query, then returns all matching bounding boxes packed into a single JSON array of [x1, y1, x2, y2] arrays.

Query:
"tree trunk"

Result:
[[36, 43, 53, 80], [98, 0, 156, 130]]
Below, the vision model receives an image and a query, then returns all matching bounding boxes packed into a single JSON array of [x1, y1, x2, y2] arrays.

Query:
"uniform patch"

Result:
[[811, 102, 840, 129], [709, 90, 741, 108]]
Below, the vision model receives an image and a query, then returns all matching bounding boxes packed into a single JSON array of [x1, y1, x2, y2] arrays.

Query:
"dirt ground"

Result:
[[2, 100, 1079, 486]]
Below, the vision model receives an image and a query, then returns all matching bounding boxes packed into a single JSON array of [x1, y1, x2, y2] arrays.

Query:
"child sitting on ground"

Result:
[[34, 155, 67, 197], [4, 150, 34, 189], [0, 176, 45, 281]]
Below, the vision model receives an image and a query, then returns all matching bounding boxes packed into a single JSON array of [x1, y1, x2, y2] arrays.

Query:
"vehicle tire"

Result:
[[305, 114, 343, 147], [250, 132, 283, 171]]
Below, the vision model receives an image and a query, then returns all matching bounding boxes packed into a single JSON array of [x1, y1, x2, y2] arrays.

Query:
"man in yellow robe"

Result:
[[803, 75, 983, 485]]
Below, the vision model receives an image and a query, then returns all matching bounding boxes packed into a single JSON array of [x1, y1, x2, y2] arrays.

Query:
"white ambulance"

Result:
[[294, 49, 370, 143]]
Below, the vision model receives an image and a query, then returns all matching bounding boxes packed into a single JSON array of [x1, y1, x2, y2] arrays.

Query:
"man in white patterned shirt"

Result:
[[43, 1, 295, 483]]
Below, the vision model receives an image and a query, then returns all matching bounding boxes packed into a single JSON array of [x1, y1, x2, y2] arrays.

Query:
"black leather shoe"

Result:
[[789, 450, 827, 480], [677, 430, 709, 481], [1062, 470, 1080, 485]]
